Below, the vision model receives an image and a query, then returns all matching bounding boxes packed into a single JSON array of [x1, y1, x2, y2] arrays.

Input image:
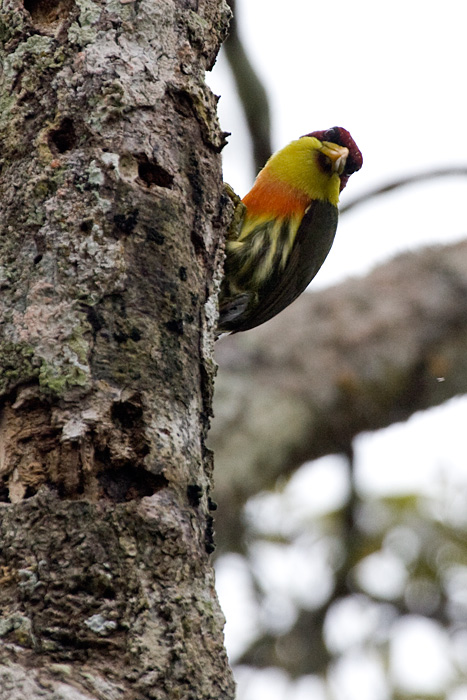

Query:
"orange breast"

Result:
[[242, 173, 310, 220]]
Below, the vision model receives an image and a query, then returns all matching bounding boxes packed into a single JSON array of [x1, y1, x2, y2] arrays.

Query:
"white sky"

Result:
[[207, 1, 467, 697]]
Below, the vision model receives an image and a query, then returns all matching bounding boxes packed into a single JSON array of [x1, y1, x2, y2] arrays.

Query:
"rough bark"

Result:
[[211, 239, 467, 550], [0, 1, 235, 698]]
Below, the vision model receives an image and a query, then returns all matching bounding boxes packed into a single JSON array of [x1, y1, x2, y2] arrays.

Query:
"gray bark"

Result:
[[0, 1, 235, 698]]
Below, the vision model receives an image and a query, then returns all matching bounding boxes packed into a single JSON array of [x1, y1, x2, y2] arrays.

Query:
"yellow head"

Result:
[[242, 128, 362, 219]]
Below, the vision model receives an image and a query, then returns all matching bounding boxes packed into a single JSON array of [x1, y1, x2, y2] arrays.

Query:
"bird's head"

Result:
[[303, 126, 363, 192], [242, 127, 362, 218]]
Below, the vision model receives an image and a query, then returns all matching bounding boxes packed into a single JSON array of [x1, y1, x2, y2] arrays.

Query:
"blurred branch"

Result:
[[341, 166, 467, 214], [211, 239, 467, 550], [224, 0, 272, 171]]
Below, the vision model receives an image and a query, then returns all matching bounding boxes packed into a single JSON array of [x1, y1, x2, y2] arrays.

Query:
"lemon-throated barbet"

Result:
[[217, 127, 362, 333]]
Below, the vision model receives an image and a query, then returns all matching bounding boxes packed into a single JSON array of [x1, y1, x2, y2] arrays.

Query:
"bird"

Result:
[[217, 126, 362, 333]]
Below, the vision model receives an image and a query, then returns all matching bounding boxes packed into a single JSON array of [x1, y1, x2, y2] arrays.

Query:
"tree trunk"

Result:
[[0, 1, 235, 698]]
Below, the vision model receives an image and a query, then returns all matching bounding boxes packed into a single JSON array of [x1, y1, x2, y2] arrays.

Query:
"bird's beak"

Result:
[[320, 142, 349, 175]]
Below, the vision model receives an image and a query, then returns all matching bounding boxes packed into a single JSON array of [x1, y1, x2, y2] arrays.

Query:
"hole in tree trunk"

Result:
[[98, 465, 168, 502], [136, 155, 174, 188], [48, 118, 77, 154], [24, 0, 75, 27]]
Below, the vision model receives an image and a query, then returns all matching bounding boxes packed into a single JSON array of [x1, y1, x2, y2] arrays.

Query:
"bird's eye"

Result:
[[317, 152, 333, 174]]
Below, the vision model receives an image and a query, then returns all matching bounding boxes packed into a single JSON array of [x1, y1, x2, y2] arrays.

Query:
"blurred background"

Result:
[[206, 1, 467, 698]]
